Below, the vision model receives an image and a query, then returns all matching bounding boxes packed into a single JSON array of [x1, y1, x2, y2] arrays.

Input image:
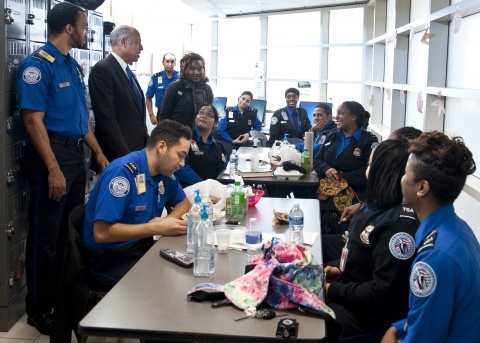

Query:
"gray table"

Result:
[[78, 198, 326, 342], [217, 147, 320, 186]]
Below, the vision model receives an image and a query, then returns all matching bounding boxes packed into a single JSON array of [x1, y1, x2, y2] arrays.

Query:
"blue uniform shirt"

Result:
[[393, 204, 480, 343], [286, 107, 301, 137], [336, 126, 363, 156], [83, 149, 186, 252], [17, 41, 89, 139], [145, 70, 180, 109]]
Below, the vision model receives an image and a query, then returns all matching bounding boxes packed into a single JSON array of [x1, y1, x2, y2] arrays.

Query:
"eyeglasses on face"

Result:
[[197, 110, 215, 118]]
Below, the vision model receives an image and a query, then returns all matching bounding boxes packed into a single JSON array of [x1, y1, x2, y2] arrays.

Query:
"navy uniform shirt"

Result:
[[18, 40, 89, 139], [145, 70, 180, 109], [83, 149, 186, 252]]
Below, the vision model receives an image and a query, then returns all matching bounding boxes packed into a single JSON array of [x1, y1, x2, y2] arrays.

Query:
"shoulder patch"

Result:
[[22, 67, 42, 84], [418, 230, 437, 254], [389, 232, 415, 260], [124, 162, 139, 174], [148, 79, 153, 86], [410, 261, 437, 297], [109, 176, 130, 197], [270, 116, 278, 125], [34, 49, 55, 63], [399, 205, 416, 221], [371, 142, 379, 150]]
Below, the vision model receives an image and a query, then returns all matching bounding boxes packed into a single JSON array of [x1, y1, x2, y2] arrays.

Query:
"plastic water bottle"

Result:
[[229, 149, 238, 177], [246, 218, 263, 264], [250, 140, 259, 171], [230, 180, 245, 223], [193, 204, 215, 277], [301, 148, 311, 174], [187, 189, 202, 253], [201, 191, 213, 221], [289, 203, 304, 245]]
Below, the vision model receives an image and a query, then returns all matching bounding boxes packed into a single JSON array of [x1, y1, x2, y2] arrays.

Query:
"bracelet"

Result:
[[149, 113, 154, 117]]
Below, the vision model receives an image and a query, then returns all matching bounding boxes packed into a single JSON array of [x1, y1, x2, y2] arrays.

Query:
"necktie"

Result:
[[126, 66, 143, 108], [292, 111, 299, 138]]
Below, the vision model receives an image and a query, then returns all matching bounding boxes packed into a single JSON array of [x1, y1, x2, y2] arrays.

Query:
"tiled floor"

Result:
[[0, 314, 139, 343]]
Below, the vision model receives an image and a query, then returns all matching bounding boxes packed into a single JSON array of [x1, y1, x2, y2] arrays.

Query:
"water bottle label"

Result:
[[246, 234, 261, 244], [289, 216, 304, 225]]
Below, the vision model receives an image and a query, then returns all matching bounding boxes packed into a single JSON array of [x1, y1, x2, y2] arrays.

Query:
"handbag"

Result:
[[317, 177, 357, 213]]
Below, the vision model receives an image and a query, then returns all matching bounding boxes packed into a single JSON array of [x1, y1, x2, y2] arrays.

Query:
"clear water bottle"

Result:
[[246, 218, 263, 264], [187, 189, 202, 253], [289, 203, 304, 245], [229, 149, 238, 177], [193, 204, 215, 277]]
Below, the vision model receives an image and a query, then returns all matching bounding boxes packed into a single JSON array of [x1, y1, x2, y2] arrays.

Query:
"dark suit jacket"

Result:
[[89, 54, 148, 167]]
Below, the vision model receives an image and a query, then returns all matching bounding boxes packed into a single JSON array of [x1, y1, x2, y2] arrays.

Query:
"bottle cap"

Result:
[[200, 204, 208, 220], [249, 218, 257, 223], [194, 189, 201, 203]]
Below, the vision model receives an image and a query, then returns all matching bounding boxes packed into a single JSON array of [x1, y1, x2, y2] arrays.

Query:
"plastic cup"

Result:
[[216, 229, 232, 254]]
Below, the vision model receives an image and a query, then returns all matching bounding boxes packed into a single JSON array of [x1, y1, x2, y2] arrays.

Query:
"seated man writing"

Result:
[[83, 120, 191, 291]]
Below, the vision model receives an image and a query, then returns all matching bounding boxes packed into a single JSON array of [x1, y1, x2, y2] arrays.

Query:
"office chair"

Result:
[[250, 130, 268, 147], [51, 204, 106, 343]]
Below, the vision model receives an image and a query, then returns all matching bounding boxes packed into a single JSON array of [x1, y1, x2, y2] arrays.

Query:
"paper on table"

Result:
[[303, 231, 318, 246]]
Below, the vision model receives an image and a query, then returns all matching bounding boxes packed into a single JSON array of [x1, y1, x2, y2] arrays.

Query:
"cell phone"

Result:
[[159, 248, 194, 268]]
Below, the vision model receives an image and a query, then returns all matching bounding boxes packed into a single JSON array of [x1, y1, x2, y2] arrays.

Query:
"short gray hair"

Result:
[[110, 25, 132, 47]]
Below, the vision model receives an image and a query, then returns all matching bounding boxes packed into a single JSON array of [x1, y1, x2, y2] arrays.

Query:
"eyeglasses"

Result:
[[198, 110, 215, 118]]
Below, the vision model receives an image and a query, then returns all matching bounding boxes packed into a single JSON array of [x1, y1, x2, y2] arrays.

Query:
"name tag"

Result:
[[228, 112, 234, 119], [59, 82, 70, 88], [194, 151, 205, 156], [229, 120, 235, 123], [135, 205, 146, 211], [281, 121, 287, 124]]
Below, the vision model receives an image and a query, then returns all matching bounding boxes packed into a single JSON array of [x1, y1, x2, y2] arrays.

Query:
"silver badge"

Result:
[[158, 181, 165, 195]]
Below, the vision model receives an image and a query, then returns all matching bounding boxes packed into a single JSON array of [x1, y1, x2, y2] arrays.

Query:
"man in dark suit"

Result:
[[89, 25, 148, 171]]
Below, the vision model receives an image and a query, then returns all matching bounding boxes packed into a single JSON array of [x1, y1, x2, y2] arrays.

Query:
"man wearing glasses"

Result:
[[146, 53, 179, 125]]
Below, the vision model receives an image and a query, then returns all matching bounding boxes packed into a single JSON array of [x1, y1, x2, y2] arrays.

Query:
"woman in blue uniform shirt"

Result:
[[175, 104, 228, 187], [217, 90, 262, 156], [382, 131, 480, 343], [313, 101, 378, 234]]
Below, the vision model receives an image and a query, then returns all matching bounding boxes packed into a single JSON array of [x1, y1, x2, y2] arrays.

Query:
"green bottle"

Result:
[[231, 180, 245, 223], [301, 148, 311, 174]]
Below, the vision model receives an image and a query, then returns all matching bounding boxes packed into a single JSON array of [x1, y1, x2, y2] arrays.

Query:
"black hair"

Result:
[[179, 52, 206, 80], [366, 139, 409, 210], [342, 101, 367, 129], [240, 91, 253, 100], [314, 103, 332, 116], [47, 1, 85, 35], [196, 103, 219, 124], [285, 88, 300, 98], [391, 126, 423, 142], [147, 120, 192, 149], [409, 131, 476, 205]]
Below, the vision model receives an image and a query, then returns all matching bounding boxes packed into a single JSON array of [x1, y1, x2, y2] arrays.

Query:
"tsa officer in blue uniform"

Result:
[[217, 91, 262, 155], [83, 120, 191, 292], [145, 53, 179, 125], [175, 104, 228, 187], [294, 103, 336, 157], [382, 131, 480, 343], [17, 2, 108, 335], [266, 88, 312, 147]]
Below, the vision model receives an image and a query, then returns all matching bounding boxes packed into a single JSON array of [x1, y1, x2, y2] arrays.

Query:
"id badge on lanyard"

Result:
[[339, 231, 349, 273]]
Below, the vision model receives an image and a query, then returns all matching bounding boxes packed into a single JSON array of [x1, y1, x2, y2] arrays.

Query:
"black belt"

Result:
[[48, 133, 84, 149]]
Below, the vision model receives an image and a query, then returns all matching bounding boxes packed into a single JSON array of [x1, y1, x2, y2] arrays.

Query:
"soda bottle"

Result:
[[230, 180, 245, 223], [301, 148, 311, 174]]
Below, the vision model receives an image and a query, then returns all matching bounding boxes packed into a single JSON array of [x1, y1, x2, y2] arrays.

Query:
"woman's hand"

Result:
[[340, 203, 361, 223], [325, 168, 340, 182], [324, 266, 342, 283]]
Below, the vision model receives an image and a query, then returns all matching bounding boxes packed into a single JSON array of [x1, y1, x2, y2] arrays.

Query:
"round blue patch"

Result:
[[109, 176, 130, 197], [410, 261, 437, 298], [389, 232, 415, 260]]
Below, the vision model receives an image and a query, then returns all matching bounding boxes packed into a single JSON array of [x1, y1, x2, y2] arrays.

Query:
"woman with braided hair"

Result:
[[159, 52, 213, 129]]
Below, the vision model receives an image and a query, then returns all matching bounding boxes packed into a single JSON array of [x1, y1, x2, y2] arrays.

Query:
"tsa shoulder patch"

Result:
[[389, 232, 415, 260], [109, 176, 130, 197], [22, 67, 42, 84], [410, 261, 437, 298], [270, 116, 278, 125]]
